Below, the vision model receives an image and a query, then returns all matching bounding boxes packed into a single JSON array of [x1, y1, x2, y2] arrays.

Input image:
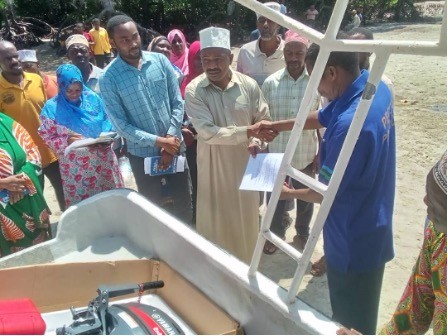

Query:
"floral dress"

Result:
[[39, 117, 124, 207], [38, 64, 124, 208]]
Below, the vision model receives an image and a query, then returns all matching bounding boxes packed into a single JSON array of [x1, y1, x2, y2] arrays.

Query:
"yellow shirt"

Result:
[[89, 27, 111, 55], [0, 72, 57, 167]]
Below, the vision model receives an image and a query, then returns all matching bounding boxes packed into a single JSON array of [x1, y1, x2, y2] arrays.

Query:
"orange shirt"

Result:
[[0, 72, 57, 167], [42, 73, 58, 99], [89, 27, 111, 55]]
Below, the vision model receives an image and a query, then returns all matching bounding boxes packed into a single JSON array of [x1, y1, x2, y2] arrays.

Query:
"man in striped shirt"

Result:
[[261, 30, 319, 254]]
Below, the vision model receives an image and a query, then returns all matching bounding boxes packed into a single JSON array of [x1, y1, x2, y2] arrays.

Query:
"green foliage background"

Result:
[[2, 0, 423, 42]]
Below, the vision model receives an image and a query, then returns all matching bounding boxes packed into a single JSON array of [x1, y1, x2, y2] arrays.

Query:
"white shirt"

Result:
[[236, 38, 285, 86], [306, 9, 319, 20]]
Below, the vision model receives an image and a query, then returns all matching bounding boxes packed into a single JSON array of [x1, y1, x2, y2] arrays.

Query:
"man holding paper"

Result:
[[262, 37, 395, 334], [99, 15, 192, 224], [185, 27, 277, 263]]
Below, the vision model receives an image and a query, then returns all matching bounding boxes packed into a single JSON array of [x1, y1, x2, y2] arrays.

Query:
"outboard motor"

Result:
[[57, 281, 184, 335]]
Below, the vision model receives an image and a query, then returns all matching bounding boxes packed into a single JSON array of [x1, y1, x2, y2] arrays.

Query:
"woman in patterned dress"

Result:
[[0, 113, 51, 257], [379, 152, 447, 335], [38, 64, 123, 207]]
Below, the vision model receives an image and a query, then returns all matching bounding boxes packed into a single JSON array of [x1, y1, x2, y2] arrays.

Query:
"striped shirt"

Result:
[[262, 68, 319, 170], [99, 51, 184, 158]]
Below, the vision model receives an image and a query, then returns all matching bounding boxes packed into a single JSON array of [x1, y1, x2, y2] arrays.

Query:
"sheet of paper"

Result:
[[99, 131, 117, 138], [176, 156, 186, 173], [63, 133, 117, 156], [239, 153, 284, 192]]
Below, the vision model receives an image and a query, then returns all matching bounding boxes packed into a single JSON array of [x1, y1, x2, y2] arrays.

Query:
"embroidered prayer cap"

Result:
[[18, 49, 37, 63], [284, 30, 309, 47], [65, 34, 90, 50], [256, 2, 282, 19], [199, 27, 230, 51], [433, 151, 447, 194]]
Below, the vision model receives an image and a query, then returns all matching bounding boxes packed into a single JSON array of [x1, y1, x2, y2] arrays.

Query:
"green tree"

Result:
[[7, 0, 423, 37]]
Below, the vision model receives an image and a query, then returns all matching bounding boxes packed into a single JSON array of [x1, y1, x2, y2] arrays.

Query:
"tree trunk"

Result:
[[101, 0, 115, 10]]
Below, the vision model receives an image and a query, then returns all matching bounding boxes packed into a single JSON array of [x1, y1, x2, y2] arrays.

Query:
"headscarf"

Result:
[[40, 64, 112, 138], [148, 35, 185, 83], [433, 151, 447, 194], [180, 41, 202, 98], [148, 35, 169, 52], [167, 29, 189, 75]]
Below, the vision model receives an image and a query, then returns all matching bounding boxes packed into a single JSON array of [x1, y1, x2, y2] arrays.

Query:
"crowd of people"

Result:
[[0, 0, 445, 334]]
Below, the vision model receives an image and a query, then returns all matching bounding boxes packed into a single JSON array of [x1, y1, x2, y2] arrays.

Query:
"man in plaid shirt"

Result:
[[261, 30, 319, 254]]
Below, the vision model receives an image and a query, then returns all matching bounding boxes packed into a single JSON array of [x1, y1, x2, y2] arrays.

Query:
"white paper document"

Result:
[[64, 132, 117, 156], [239, 153, 284, 192]]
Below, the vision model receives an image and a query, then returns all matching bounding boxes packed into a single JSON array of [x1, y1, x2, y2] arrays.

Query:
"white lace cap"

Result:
[[199, 27, 230, 51], [256, 2, 282, 19]]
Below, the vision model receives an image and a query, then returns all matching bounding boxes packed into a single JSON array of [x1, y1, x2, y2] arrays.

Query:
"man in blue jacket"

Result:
[[266, 35, 396, 334]]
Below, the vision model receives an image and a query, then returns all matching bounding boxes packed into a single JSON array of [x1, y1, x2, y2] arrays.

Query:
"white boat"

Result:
[[0, 189, 338, 335]]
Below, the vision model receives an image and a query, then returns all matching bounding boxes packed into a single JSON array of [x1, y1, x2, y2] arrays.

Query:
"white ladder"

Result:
[[235, 0, 447, 303]]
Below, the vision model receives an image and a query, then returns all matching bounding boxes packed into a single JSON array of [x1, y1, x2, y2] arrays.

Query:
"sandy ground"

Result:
[[40, 22, 446, 332]]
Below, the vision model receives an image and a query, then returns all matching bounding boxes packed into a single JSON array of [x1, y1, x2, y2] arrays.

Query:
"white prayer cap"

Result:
[[65, 34, 89, 50], [256, 2, 282, 19], [199, 27, 230, 51], [18, 49, 38, 63]]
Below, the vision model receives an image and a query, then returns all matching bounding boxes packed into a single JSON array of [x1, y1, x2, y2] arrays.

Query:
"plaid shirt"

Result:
[[262, 68, 319, 170], [99, 51, 184, 158]]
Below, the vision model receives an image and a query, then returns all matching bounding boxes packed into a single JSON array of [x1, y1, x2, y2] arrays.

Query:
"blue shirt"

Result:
[[99, 51, 184, 157], [318, 70, 395, 272]]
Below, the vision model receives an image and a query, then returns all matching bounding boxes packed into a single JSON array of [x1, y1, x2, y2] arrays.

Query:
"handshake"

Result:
[[248, 120, 279, 142]]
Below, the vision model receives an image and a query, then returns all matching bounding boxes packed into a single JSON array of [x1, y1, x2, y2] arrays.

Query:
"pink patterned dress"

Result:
[[39, 117, 124, 207]]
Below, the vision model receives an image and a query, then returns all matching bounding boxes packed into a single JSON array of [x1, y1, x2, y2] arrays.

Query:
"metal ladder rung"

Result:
[[263, 231, 303, 262], [287, 166, 328, 195]]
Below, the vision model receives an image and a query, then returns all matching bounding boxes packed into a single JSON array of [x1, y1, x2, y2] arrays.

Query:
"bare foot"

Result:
[[292, 235, 308, 251], [310, 256, 327, 276], [263, 241, 278, 255]]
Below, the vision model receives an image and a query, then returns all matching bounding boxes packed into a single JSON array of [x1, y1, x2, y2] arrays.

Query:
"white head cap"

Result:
[[256, 2, 282, 19], [199, 27, 230, 51], [65, 34, 90, 50], [18, 49, 38, 63]]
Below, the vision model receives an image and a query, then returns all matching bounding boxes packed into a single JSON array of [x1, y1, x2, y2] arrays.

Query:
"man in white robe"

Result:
[[185, 27, 277, 263]]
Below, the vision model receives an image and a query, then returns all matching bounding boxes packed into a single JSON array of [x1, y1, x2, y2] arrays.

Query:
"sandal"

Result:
[[263, 240, 278, 255], [310, 256, 327, 277], [292, 234, 309, 252]]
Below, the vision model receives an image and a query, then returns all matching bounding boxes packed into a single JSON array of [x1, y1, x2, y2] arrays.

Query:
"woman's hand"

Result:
[[0, 174, 27, 193], [67, 133, 84, 145]]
